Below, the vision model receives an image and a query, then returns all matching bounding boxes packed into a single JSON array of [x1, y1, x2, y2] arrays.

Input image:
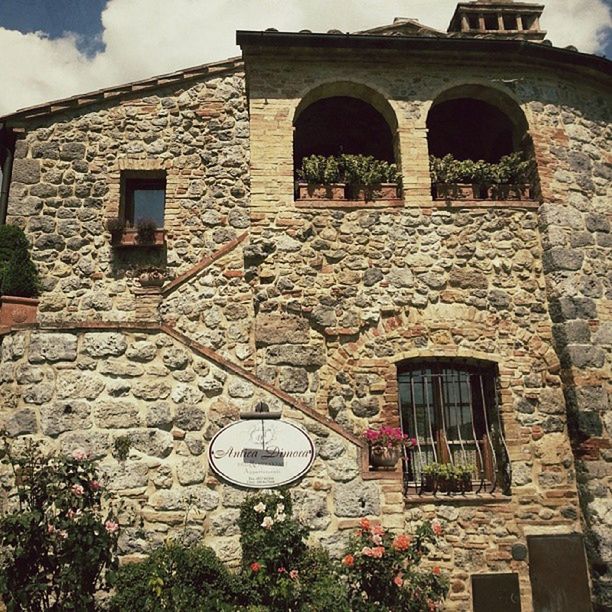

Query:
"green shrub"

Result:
[[429, 152, 534, 186], [340, 518, 449, 611], [109, 542, 237, 612], [0, 440, 119, 611], [0, 225, 29, 293], [298, 155, 341, 185], [136, 218, 158, 243], [1, 243, 40, 298]]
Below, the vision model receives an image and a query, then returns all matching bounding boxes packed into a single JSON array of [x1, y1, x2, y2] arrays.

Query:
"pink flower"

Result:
[[393, 534, 411, 551], [342, 554, 354, 567], [372, 534, 383, 545], [90, 480, 102, 491], [371, 546, 384, 558], [393, 574, 404, 587], [289, 569, 299, 580], [432, 520, 443, 536], [250, 562, 261, 572], [72, 448, 88, 461], [359, 518, 370, 530], [371, 524, 384, 536], [71, 484, 85, 496], [104, 520, 119, 534], [362, 546, 373, 557], [47, 524, 55, 534], [278, 567, 287, 574], [67, 508, 81, 520]]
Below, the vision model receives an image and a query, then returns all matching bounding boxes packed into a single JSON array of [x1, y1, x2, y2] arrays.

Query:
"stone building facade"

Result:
[[0, 1, 610, 610]]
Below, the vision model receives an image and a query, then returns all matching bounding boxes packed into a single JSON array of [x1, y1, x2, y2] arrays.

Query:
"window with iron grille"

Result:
[[398, 360, 510, 495]]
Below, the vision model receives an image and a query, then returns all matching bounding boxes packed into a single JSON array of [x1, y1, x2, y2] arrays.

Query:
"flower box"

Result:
[[489, 183, 532, 200], [297, 182, 346, 200], [353, 182, 400, 201], [0, 296, 39, 326], [112, 229, 166, 248], [433, 183, 480, 200]]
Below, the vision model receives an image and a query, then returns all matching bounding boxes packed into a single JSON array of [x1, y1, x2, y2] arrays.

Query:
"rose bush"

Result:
[[340, 517, 448, 611], [0, 439, 119, 611]]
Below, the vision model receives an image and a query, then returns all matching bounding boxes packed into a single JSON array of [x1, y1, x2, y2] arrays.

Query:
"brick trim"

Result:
[[161, 231, 249, 296]]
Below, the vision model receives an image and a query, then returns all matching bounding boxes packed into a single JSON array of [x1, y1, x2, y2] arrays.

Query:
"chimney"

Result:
[[448, 1, 546, 42]]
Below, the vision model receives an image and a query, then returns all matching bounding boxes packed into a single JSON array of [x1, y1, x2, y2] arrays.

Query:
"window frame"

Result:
[[397, 359, 509, 495], [120, 171, 166, 229]]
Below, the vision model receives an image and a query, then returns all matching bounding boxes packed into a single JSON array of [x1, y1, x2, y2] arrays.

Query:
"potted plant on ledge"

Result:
[[0, 226, 40, 326], [490, 152, 534, 200], [296, 155, 345, 200], [340, 154, 401, 201], [107, 217, 165, 247], [364, 426, 414, 470]]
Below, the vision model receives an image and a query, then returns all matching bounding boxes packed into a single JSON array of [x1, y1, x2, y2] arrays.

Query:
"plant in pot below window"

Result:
[[363, 426, 414, 470], [490, 152, 534, 200], [0, 230, 40, 326], [297, 155, 345, 200], [421, 463, 440, 493], [430, 154, 481, 200], [106, 217, 126, 245], [340, 154, 401, 201]]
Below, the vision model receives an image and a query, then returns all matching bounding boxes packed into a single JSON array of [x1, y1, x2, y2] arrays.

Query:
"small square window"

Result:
[[122, 175, 166, 228]]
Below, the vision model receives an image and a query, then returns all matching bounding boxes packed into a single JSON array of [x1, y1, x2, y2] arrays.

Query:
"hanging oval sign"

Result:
[[207, 419, 316, 488]]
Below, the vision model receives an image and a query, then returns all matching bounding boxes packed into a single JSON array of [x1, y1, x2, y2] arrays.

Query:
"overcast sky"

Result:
[[0, 0, 610, 116]]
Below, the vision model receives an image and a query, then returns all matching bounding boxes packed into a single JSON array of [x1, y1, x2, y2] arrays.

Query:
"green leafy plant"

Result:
[[339, 154, 400, 199], [1, 240, 40, 298], [0, 439, 119, 611], [340, 517, 448, 611], [136, 218, 158, 244], [109, 541, 237, 612], [106, 217, 126, 242], [238, 490, 349, 610], [112, 435, 132, 461], [298, 155, 341, 185], [429, 153, 534, 186], [297, 154, 400, 200]]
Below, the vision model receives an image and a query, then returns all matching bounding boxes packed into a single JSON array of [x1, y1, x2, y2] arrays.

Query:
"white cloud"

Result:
[[0, 0, 609, 115]]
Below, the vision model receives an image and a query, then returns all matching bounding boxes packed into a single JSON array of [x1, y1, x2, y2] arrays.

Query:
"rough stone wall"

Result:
[[243, 51, 610, 609], [528, 81, 612, 607], [0, 329, 373, 566], [0, 44, 609, 611], [6, 67, 249, 324]]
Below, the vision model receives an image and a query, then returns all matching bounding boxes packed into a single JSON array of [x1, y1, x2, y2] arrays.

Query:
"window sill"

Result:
[[295, 199, 404, 209], [428, 198, 539, 209], [111, 229, 166, 248], [404, 492, 512, 505]]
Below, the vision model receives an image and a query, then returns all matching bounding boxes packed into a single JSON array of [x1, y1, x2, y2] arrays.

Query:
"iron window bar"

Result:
[[398, 366, 508, 497]]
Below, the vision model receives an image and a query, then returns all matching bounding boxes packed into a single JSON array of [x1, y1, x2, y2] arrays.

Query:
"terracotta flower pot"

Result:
[[139, 270, 166, 287], [434, 183, 479, 200], [113, 229, 166, 247], [0, 296, 39, 326], [297, 182, 346, 200], [368, 445, 401, 469], [490, 183, 532, 200]]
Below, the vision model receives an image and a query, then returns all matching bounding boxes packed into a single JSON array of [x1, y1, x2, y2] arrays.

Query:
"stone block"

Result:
[[542, 247, 584, 272], [11, 159, 40, 184], [94, 400, 140, 429], [266, 344, 326, 367], [41, 400, 92, 436], [279, 367, 308, 393], [1, 408, 37, 436], [83, 333, 128, 357], [29, 333, 77, 363], [255, 313, 309, 345], [334, 480, 380, 517]]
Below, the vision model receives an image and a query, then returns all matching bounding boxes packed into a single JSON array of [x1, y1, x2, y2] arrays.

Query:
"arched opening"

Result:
[[427, 84, 537, 200], [293, 84, 400, 201], [428, 98, 515, 163], [294, 96, 395, 166]]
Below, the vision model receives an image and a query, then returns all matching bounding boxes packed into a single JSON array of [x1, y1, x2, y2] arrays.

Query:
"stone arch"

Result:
[[426, 82, 532, 162], [292, 80, 401, 173]]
